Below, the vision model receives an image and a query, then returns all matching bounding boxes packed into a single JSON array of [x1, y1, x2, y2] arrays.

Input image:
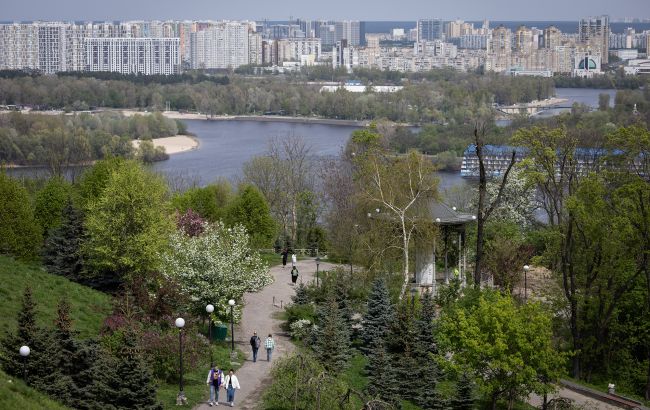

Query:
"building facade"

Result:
[[579, 15, 609, 64], [85, 37, 180, 75], [417, 19, 444, 42]]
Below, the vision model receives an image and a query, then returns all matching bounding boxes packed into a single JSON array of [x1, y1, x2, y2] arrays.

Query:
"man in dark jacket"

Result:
[[249, 331, 261, 362]]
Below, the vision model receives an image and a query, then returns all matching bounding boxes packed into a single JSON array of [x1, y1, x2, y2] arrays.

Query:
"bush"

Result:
[[285, 303, 316, 327], [0, 173, 42, 259]]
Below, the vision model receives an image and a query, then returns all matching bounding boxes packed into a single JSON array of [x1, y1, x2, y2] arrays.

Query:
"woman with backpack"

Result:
[[205, 365, 224, 406]]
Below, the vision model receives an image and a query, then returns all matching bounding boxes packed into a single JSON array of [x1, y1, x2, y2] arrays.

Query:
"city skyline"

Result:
[[2, 0, 650, 22]]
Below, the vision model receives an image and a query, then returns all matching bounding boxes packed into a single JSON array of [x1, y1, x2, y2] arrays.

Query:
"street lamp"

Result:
[[315, 257, 321, 287], [410, 287, 418, 311], [175, 317, 186, 405], [19, 345, 29, 381], [228, 299, 236, 353], [206, 304, 214, 367], [523, 265, 530, 301]]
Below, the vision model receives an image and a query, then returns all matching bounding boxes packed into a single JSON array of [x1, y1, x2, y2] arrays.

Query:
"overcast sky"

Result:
[[2, 0, 650, 21]]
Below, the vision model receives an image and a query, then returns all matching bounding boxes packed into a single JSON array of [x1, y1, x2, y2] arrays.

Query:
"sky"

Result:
[[2, 0, 650, 22]]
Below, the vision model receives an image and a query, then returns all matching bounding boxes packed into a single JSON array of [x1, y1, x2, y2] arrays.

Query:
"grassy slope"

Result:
[[0, 367, 70, 409], [0, 256, 112, 339]]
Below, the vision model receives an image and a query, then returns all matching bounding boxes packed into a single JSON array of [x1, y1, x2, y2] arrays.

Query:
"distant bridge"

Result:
[[496, 103, 587, 116]]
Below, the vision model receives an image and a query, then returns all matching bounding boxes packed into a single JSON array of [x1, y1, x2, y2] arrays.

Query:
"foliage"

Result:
[[33, 177, 72, 235], [292, 282, 310, 305], [261, 352, 356, 410], [310, 293, 352, 371], [482, 221, 534, 293], [136, 140, 169, 163], [42, 199, 85, 281], [450, 372, 476, 410], [175, 208, 206, 237], [0, 173, 42, 259], [364, 339, 398, 406], [438, 292, 566, 409], [161, 221, 272, 319], [75, 157, 127, 208], [226, 184, 277, 248], [171, 181, 232, 222], [0, 368, 69, 410], [361, 277, 393, 352], [289, 319, 314, 341], [83, 160, 173, 289]]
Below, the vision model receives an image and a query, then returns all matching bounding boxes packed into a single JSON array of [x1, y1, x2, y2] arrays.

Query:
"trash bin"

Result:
[[214, 324, 228, 341]]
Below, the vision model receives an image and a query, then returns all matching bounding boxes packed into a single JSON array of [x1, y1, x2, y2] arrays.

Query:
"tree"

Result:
[[42, 198, 85, 281], [48, 299, 76, 405], [365, 339, 398, 406], [161, 221, 272, 318], [473, 125, 517, 286], [76, 157, 128, 209], [175, 208, 206, 237], [0, 173, 42, 259], [34, 176, 72, 235], [311, 293, 351, 371], [292, 282, 310, 305], [92, 331, 162, 410], [450, 372, 475, 410], [439, 292, 566, 410], [353, 129, 438, 299], [361, 277, 393, 352], [171, 181, 232, 222], [482, 222, 534, 294], [83, 160, 173, 289], [226, 184, 277, 248]]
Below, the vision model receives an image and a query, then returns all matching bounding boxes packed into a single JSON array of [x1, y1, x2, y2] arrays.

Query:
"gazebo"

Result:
[[415, 202, 476, 295]]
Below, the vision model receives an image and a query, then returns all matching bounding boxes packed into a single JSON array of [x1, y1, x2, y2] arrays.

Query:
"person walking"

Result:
[[249, 331, 261, 363], [223, 368, 240, 407], [291, 252, 297, 267], [265, 334, 275, 362], [281, 248, 288, 268], [290, 266, 299, 285], [205, 365, 223, 407]]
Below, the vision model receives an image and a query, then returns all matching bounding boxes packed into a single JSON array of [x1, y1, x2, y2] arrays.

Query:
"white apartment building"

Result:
[[85, 37, 180, 75], [0, 23, 39, 70], [277, 38, 321, 63], [249, 32, 263, 65], [333, 40, 358, 70], [335, 21, 361, 46], [191, 22, 249, 69]]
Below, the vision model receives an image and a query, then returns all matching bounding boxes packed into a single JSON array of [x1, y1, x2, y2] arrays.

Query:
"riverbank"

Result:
[[131, 135, 199, 155]]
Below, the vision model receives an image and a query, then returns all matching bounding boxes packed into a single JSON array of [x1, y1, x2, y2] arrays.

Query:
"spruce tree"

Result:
[[292, 282, 310, 305], [48, 299, 77, 405], [413, 292, 445, 409], [92, 331, 162, 409], [312, 293, 351, 371], [449, 372, 475, 410], [361, 277, 393, 353], [0, 287, 39, 377], [42, 199, 85, 281], [365, 339, 399, 407], [69, 339, 103, 410]]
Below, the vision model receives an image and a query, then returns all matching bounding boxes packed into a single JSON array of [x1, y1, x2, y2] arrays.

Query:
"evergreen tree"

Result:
[[42, 199, 85, 281], [48, 299, 77, 405], [361, 277, 393, 353], [69, 338, 103, 410], [385, 301, 421, 404], [365, 338, 399, 406], [449, 372, 475, 410], [292, 282, 310, 305], [312, 293, 351, 371], [92, 331, 162, 410], [413, 292, 445, 409]]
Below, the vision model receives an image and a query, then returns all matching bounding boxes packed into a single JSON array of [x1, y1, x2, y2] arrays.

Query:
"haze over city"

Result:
[[2, 0, 650, 21]]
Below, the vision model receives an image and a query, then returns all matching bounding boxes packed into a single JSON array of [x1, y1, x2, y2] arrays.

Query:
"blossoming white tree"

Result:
[[161, 221, 273, 320]]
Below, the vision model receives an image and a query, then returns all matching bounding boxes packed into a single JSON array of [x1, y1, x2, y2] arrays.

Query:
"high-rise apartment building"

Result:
[[445, 20, 473, 39], [417, 19, 443, 42], [490, 25, 512, 55], [578, 15, 609, 64], [543, 26, 562, 49], [38, 23, 68, 73], [333, 40, 357, 70], [0, 23, 39, 70], [276, 38, 321, 62], [85, 37, 180, 75], [248, 32, 263, 65], [514, 25, 534, 54], [190, 22, 249, 69], [335, 21, 363, 46]]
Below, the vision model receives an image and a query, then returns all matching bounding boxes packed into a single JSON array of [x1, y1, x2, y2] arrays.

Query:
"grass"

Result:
[[156, 342, 244, 409], [0, 368, 69, 410], [0, 256, 113, 339]]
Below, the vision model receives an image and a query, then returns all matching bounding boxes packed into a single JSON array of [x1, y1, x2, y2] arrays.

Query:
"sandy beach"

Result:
[[131, 135, 199, 155]]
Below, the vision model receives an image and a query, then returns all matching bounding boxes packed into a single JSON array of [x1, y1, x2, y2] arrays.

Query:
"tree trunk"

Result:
[[491, 392, 498, 410], [291, 198, 298, 244], [400, 217, 410, 300], [562, 216, 581, 378]]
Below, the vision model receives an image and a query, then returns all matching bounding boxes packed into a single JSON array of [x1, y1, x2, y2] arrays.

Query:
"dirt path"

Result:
[[529, 388, 622, 409], [195, 258, 335, 409]]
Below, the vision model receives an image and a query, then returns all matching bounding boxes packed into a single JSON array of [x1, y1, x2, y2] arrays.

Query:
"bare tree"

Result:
[[473, 124, 517, 286]]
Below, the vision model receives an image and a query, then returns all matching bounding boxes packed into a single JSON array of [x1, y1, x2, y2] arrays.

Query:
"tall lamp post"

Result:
[[315, 257, 320, 287], [228, 299, 236, 353], [175, 317, 186, 405], [19, 345, 30, 382], [206, 304, 214, 367], [523, 265, 530, 302]]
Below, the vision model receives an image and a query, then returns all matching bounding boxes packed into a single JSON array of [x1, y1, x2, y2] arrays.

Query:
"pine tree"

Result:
[[361, 277, 393, 353], [365, 338, 399, 407], [312, 293, 351, 371], [386, 301, 420, 403], [92, 331, 162, 410], [292, 282, 310, 305], [69, 339, 103, 410], [42, 199, 85, 281], [413, 292, 445, 409], [449, 372, 475, 410], [48, 299, 77, 405]]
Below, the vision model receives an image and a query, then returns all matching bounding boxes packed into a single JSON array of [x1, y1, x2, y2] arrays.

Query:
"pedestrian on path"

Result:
[[290, 266, 299, 284], [281, 248, 288, 268], [265, 334, 275, 361], [291, 253, 297, 267], [223, 369, 240, 407], [205, 365, 224, 407], [249, 331, 261, 362]]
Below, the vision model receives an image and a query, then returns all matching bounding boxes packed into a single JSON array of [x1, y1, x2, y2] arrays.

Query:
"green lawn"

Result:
[[157, 343, 244, 409], [0, 256, 113, 338], [0, 368, 69, 410]]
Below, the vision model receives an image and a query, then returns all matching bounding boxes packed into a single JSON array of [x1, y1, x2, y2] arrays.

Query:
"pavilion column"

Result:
[[444, 228, 449, 285], [432, 237, 437, 296], [458, 231, 463, 286]]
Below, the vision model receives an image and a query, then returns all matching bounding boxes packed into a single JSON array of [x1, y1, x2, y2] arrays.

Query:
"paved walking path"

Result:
[[195, 258, 336, 409]]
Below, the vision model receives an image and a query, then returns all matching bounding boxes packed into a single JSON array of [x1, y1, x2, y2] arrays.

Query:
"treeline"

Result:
[[554, 70, 649, 89], [0, 111, 184, 168], [57, 70, 230, 85], [0, 69, 555, 123]]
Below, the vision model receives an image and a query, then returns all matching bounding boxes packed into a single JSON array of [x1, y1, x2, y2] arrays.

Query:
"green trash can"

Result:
[[214, 324, 228, 341]]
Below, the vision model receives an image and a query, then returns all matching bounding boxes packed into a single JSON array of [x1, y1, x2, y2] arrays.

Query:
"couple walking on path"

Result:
[[280, 248, 300, 284], [206, 367, 240, 407], [249, 332, 275, 363]]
